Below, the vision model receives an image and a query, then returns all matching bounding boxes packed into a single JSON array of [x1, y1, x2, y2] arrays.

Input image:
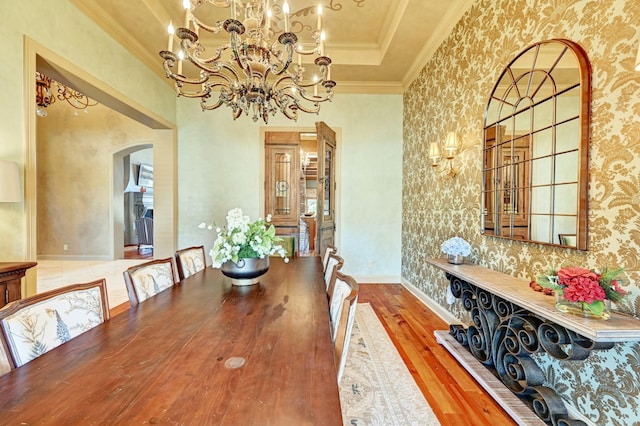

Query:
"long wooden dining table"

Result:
[[0, 257, 343, 425]]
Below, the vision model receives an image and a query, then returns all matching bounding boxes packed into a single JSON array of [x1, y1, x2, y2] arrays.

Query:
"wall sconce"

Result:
[[0, 160, 22, 202], [428, 132, 460, 178]]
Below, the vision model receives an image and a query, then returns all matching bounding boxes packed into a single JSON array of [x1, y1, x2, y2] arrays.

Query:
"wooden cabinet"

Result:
[[0, 262, 37, 308]]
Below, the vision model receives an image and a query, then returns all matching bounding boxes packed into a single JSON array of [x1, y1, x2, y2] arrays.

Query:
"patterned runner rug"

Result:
[[339, 303, 441, 426]]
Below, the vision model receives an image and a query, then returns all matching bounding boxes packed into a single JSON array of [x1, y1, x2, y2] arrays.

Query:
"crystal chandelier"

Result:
[[159, 0, 336, 123], [35, 72, 97, 117]]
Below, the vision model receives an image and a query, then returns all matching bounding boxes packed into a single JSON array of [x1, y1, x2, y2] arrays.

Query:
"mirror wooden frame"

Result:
[[481, 39, 590, 250]]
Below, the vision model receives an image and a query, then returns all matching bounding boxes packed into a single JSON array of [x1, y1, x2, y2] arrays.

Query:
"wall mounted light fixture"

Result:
[[428, 132, 460, 178], [0, 160, 22, 202]]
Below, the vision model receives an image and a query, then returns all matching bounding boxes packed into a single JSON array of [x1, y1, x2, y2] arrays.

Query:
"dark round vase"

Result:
[[220, 257, 270, 286]]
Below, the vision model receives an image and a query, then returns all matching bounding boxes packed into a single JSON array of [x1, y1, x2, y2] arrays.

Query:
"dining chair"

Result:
[[123, 258, 177, 306], [175, 245, 207, 280], [0, 279, 110, 370], [328, 271, 359, 383], [322, 245, 337, 272], [324, 253, 344, 293]]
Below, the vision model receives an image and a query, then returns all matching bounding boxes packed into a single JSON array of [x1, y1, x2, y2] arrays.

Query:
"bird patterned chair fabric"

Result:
[[125, 259, 176, 305], [175, 246, 206, 280], [0, 279, 109, 369]]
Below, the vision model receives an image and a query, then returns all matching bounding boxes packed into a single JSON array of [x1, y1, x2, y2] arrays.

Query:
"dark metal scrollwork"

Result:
[[446, 274, 612, 426]]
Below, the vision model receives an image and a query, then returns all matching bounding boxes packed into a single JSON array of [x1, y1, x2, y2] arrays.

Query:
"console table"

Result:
[[427, 258, 640, 426], [0, 262, 37, 308]]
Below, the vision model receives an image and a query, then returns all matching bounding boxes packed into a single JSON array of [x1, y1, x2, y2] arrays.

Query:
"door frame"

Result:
[[259, 125, 341, 255], [23, 38, 177, 295]]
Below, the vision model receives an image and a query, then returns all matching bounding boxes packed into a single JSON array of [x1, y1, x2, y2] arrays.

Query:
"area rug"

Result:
[[339, 303, 441, 426]]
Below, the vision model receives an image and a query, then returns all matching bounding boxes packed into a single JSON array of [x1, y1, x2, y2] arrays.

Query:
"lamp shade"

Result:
[[428, 142, 441, 166], [444, 132, 459, 159], [0, 160, 21, 202]]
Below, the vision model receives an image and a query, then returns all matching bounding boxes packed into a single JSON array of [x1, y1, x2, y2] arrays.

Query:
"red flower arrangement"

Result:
[[537, 266, 627, 316]]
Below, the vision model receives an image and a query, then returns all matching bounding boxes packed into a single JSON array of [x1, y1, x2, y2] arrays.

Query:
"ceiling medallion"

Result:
[[159, 0, 336, 123]]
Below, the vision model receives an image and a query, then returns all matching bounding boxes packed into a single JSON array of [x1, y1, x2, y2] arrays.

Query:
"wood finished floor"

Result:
[[123, 245, 153, 260], [358, 284, 517, 426]]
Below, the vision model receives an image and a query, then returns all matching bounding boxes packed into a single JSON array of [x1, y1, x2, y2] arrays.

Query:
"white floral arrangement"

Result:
[[440, 237, 472, 257], [200, 208, 288, 268]]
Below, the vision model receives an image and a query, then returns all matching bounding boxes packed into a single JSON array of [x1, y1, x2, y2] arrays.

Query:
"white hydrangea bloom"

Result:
[[204, 208, 290, 267]]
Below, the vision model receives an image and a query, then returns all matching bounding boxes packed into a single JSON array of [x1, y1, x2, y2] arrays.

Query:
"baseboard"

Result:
[[400, 277, 462, 325], [37, 255, 113, 261]]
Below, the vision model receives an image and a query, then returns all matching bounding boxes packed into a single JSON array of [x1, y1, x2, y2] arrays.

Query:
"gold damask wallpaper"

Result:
[[402, 0, 640, 424]]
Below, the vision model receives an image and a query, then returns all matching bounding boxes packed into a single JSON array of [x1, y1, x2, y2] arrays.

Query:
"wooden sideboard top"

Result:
[[428, 258, 640, 342], [0, 262, 37, 277]]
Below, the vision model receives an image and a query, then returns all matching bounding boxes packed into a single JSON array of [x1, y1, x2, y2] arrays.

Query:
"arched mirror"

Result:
[[482, 39, 590, 250]]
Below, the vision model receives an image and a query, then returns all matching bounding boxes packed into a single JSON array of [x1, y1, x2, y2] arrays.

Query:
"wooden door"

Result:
[[315, 122, 336, 256], [264, 132, 300, 243]]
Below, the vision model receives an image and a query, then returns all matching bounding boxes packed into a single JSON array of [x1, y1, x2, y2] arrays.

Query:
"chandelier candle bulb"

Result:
[[317, 4, 322, 31], [283, 1, 289, 32], [183, 0, 190, 27], [177, 50, 184, 75], [167, 21, 174, 51]]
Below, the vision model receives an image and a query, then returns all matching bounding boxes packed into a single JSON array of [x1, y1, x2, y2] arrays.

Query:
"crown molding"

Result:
[[402, 0, 475, 90], [333, 81, 403, 95], [69, 0, 168, 83]]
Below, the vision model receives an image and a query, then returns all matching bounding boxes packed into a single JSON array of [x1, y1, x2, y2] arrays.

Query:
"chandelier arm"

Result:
[[200, 97, 224, 111], [187, 45, 227, 66], [269, 41, 295, 76], [58, 89, 98, 108], [189, 18, 225, 35], [227, 27, 250, 72], [294, 103, 320, 114], [185, 55, 233, 77], [281, 106, 298, 121], [167, 67, 210, 86], [177, 88, 211, 98]]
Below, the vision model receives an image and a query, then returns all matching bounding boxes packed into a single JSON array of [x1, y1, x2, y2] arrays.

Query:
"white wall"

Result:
[[176, 93, 404, 281]]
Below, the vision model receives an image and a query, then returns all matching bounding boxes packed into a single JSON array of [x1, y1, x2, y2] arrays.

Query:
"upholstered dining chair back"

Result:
[[324, 253, 344, 293], [175, 245, 207, 280], [0, 279, 110, 370], [124, 258, 177, 306], [324, 254, 344, 305], [322, 245, 337, 272], [328, 271, 358, 383]]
